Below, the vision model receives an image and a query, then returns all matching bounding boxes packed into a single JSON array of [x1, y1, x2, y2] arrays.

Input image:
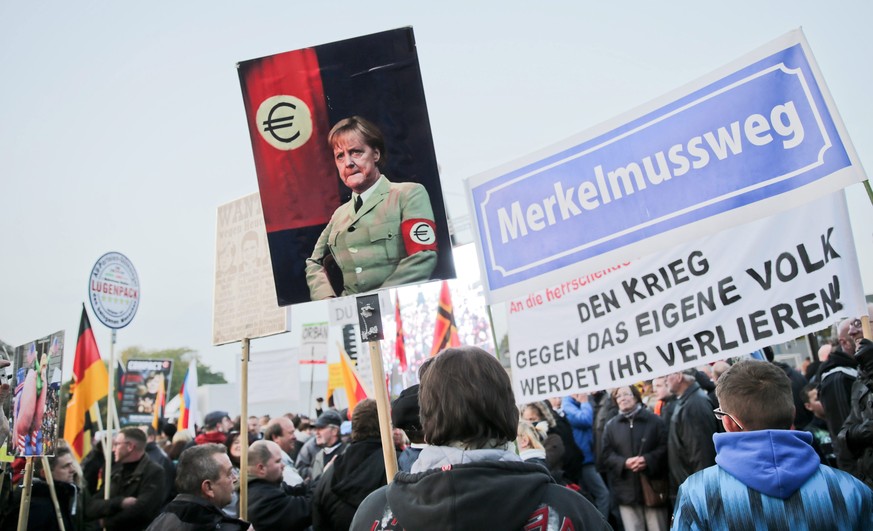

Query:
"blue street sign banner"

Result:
[[467, 29, 865, 303]]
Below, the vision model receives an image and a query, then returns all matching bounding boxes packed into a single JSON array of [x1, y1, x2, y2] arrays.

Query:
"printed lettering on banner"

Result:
[[467, 29, 866, 303], [508, 193, 866, 403]]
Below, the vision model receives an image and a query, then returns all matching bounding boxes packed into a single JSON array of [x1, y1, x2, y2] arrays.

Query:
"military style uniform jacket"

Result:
[[306, 175, 437, 299]]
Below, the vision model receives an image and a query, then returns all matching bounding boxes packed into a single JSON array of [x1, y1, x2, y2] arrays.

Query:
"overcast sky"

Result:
[[2, 2, 871, 382]]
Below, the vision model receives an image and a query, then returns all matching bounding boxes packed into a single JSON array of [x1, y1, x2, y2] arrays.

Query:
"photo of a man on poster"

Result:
[[306, 116, 438, 299], [238, 27, 455, 306]]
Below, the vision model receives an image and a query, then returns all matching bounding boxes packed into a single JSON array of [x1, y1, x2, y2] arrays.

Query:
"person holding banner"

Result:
[[305, 116, 438, 299], [351, 346, 609, 530], [2, 441, 87, 531]]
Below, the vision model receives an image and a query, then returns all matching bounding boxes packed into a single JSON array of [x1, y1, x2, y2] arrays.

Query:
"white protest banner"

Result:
[[301, 322, 328, 364], [213, 193, 287, 345], [508, 193, 865, 403], [247, 348, 300, 404], [467, 29, 866, 303]]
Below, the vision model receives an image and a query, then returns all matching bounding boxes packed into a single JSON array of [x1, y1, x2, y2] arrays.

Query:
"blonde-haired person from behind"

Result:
[[517, 420, 549, 471]]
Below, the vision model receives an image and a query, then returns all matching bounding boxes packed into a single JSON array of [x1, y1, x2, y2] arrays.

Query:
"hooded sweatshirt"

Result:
[[351, 445, 610, 531], [673, 430, 873, 530]]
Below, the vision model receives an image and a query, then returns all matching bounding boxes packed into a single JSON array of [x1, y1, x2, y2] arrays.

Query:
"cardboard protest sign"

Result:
[[12, 332, 64, 456], [213, 192, 288, 345], [508, 193, 865, 402], [468, 29, 865, 303], [238, 27, 455, 306], [118, 359, 172, 426]]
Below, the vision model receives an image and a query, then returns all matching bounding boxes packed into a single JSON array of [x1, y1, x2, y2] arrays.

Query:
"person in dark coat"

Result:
[[819, 318, 862, 472], [763, 346, 812, 428], [601, 386, 669, 531], [665, 369, 718, 498], [2, 442, 92, 531], [246, 440, 312, 531], [592, 390, 618, 472], [145, 443, 249, 531], [840, 338, 873, 488], [86, 428, 166, 531], [312, 399, 397, 530], [392, 385, 426, 473]]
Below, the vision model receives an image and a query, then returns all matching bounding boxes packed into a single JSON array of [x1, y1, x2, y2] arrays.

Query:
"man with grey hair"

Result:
[[146, 443, 250, 530], [674, 360, 872, 529], [665, 368, 718, 499]]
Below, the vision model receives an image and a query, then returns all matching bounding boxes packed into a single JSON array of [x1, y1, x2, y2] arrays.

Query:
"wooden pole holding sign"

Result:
[[357, 294, 399, 483], [368, 340, 398, 482], [239, 338, 250, 521], [16, 457, 34, 531], [41, 456, 66, 531]]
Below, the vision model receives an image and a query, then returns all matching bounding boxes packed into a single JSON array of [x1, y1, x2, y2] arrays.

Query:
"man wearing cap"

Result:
[[665, 368, 719, 499], [310, 410, 346, 482], [196, 411, 233, 445], [392, 384, 426, 472]]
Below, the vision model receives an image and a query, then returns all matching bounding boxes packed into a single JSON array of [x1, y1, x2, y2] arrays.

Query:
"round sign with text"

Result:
[[88, 252, 140, 329]]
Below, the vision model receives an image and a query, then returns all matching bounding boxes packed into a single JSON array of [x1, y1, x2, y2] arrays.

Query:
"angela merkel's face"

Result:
[[332, 131, 381, 195]]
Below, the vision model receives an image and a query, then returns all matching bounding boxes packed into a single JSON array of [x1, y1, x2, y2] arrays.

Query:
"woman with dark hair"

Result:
[[601, 385, 670, 531], [312, 399, 397, 531], [351, 346, 609, 530], [221, 431, 242, 517]]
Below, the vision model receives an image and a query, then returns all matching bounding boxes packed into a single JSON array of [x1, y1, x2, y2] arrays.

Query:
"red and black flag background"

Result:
[[238, 27, 455, 306]]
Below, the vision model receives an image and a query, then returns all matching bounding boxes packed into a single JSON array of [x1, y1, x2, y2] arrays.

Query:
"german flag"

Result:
[[430, 281, 461, 356], [63, 305, 109, 460]]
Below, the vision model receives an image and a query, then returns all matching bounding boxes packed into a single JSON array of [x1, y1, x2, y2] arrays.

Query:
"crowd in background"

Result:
[[0, 312, 871, 530]]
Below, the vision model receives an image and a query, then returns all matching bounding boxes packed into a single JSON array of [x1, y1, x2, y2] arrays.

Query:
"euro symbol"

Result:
[[413, 225, 430, 240], [411, 222, 435, 244], [262, 102, 300, 143]]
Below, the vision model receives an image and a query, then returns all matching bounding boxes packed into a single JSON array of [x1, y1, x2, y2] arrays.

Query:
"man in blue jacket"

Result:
[[673, 360, 872, 530], [562, 393, 610, 519]]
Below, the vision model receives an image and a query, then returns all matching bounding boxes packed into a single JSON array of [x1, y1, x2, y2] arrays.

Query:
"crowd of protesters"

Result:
[[0, 313, 872, 530]]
